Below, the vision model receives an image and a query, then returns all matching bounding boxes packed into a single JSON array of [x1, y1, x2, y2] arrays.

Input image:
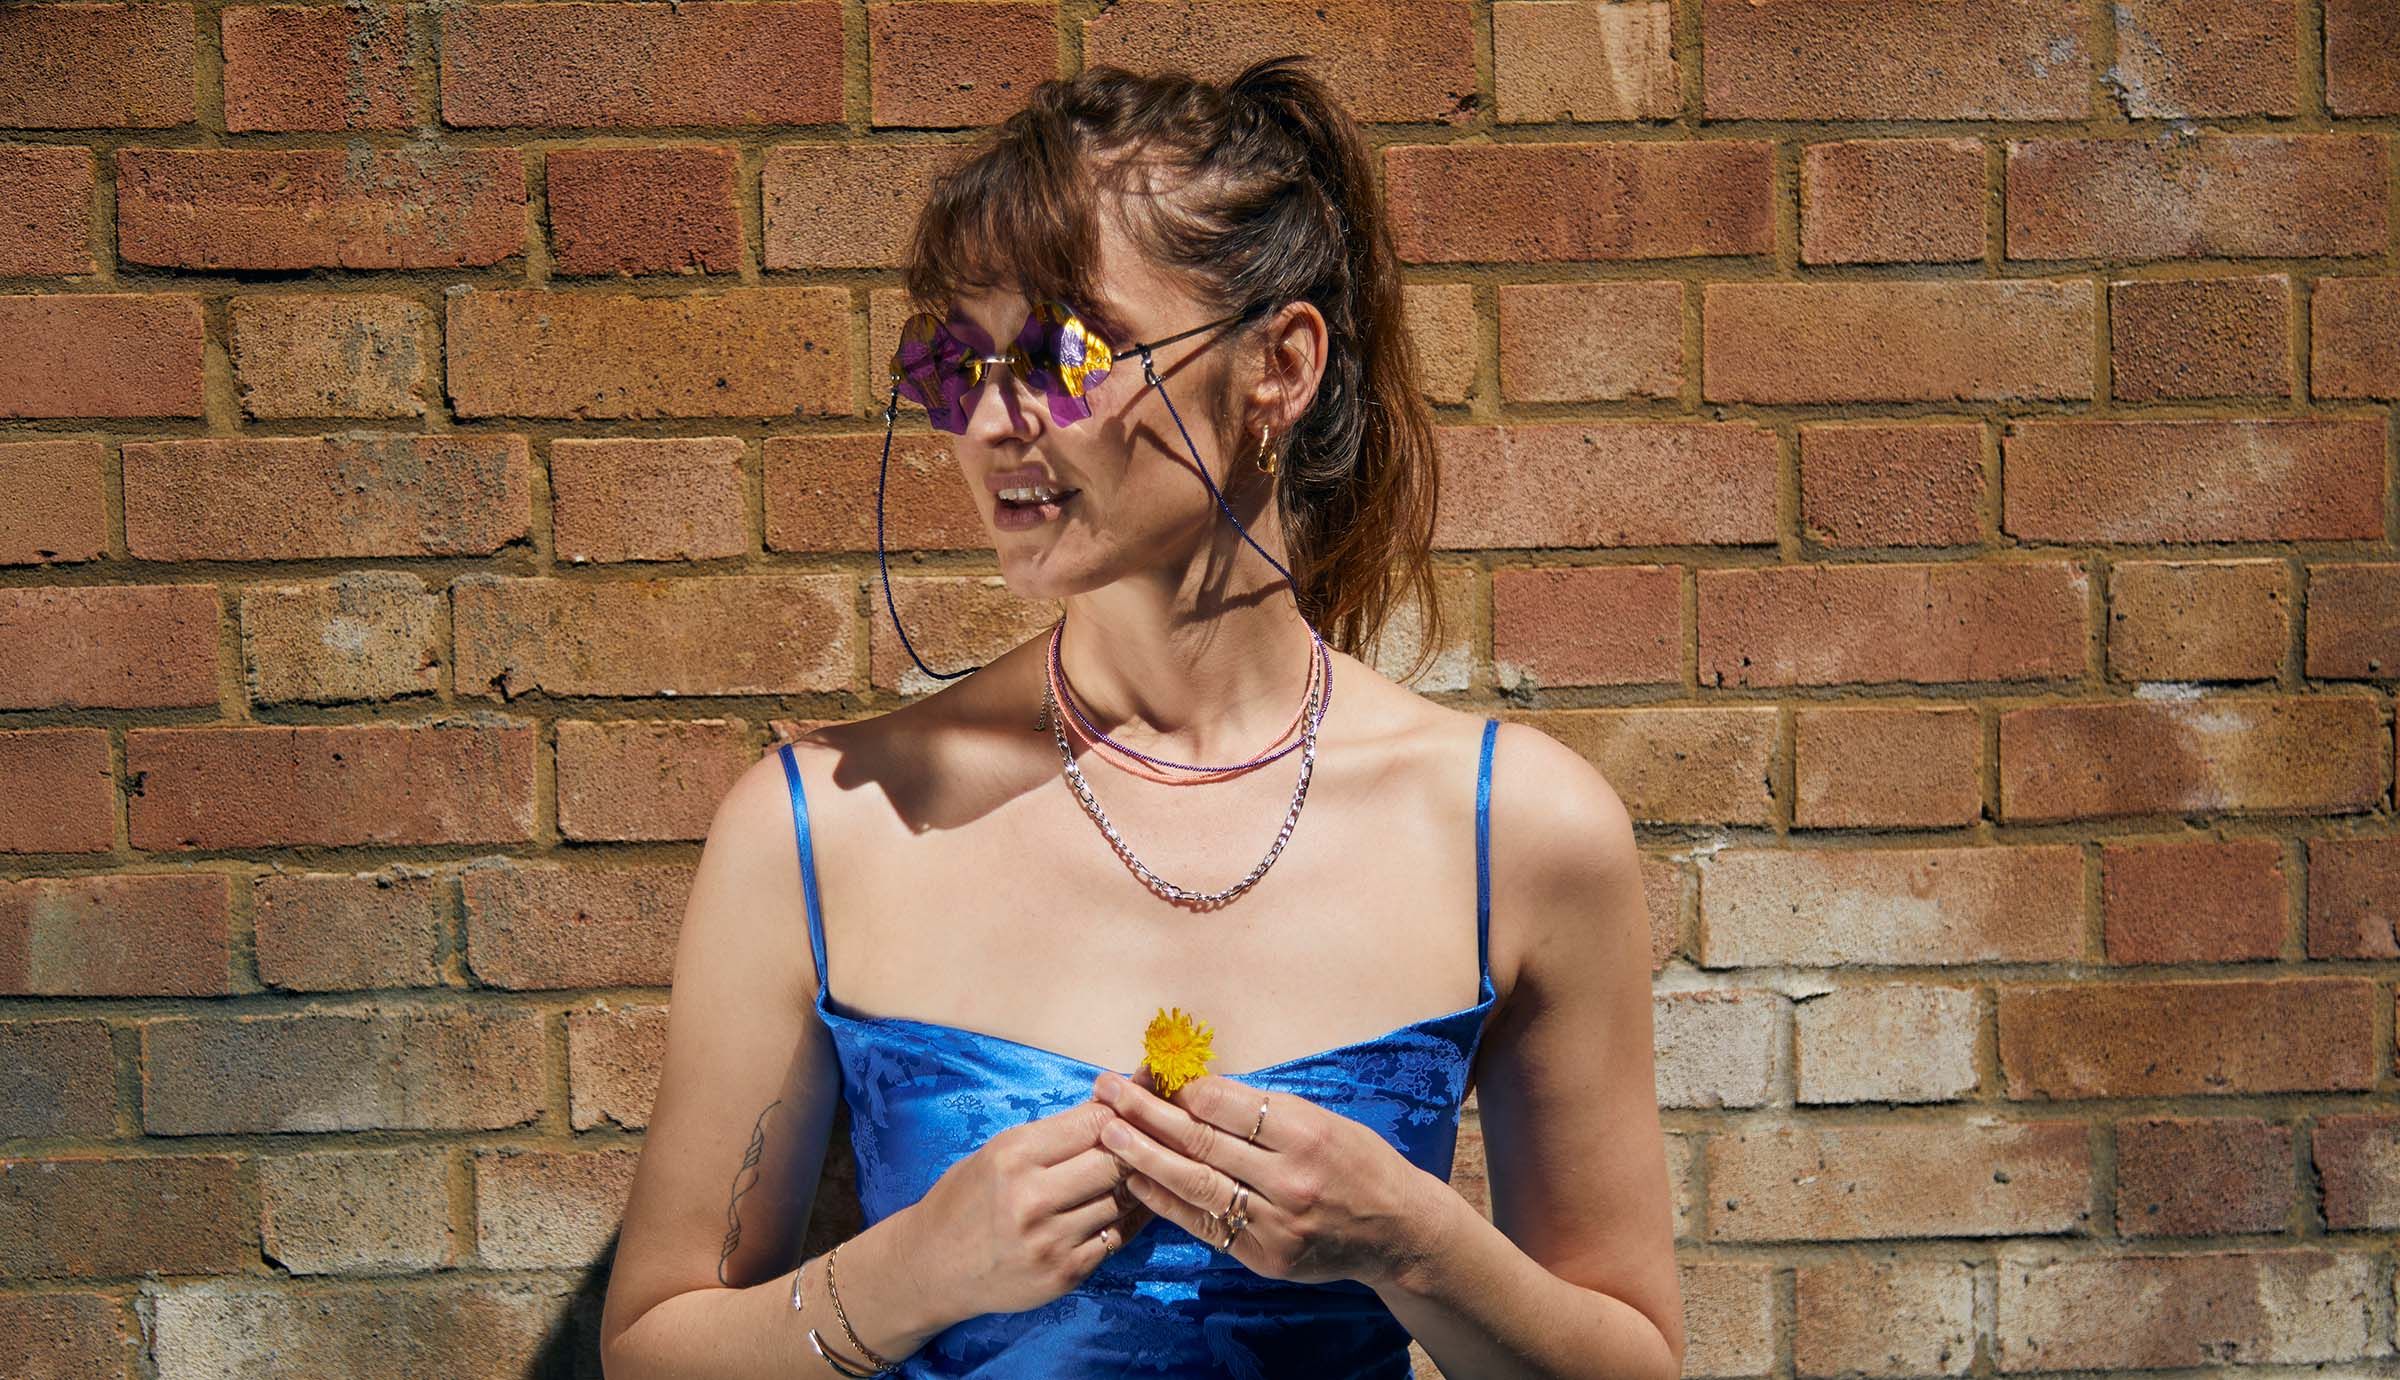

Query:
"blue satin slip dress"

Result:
[[776, 714, 1501, 1377]]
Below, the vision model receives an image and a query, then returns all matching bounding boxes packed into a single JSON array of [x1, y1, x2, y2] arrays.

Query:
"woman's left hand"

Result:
[[1089, 1067, 1444, 1289]]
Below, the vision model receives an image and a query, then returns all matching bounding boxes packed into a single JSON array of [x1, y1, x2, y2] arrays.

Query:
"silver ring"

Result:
[[1245, 1096, 1270, 1143]]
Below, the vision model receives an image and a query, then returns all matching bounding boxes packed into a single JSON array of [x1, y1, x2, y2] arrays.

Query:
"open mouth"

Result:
[[993, 488, 1079, 528]]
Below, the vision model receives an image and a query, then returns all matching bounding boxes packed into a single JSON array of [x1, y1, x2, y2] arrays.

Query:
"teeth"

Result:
[[998, 486, 1066, 503]]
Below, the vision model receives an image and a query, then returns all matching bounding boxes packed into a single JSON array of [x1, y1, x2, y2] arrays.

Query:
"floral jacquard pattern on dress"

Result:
[[778, 716, 1502, 1379]]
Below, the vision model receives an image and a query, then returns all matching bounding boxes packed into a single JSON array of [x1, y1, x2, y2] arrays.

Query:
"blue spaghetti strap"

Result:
[[1476, 715, 1497, 983], [777, 741, 830, 1002]]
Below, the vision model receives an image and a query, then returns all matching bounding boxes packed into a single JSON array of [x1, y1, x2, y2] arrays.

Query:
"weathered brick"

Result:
[[1996, 1247, 2379, 1367], [474, 1146, 639, 1267], [1496, 282, 1682, 402], [2006, 134, 2388, 260], [0, 1290, 136, 1377], [1367, 563, 1479, 694], [865, 576, 1063, 697], [239, 571, 443, 706], [764, 430, 984, 554], [221, 2, 415, 132], [1431, 423, 1779, 550], [0, 2, 196, 129], [2107, 0, 2300, 117], [0, 1019, 116, 1138], [2306, 835, 2400, 960], [0, 292, 205, 419], [1401, 282, 1478, 407], [115, 147, 526, 270], [1084, 1, 1479, 125], [439, 1, 843, 128], [2325, 0, 2400, 115], [0, 1155, 253, 1279], [1999, 696, 2387, 821], [230, 293, 432, 420], [760, 142, 971, 271], [551, 436, 748, 564], [1702, 846, 2084, 967], [2115, 1116, 2293, 1237], [453, 573, 853, 698], [0, 872, 232, 997], [142, 1006, 547, 1134], [1706, 1121, 2092, 1241], [149, 1277, 580, 1376], [1794, 984, 1981, 1106], [1998, 977, 2380, 1098], [1677, 1261, 1776, 1375], [0, 145, 94, 276], [0, 728, 113, 855], [2003, 417, 2386, 542], [0, 583, 219, 710], [252, 868, 449, 993], [2310, 1113, 2400, 1229], [1386, 141, 1775, 263], [2305, 563, 2400, 679], [1701, 561, 2087, 689], [1492, 1, 1677, 123], [1794, 1257, 1976, 1374], [0, 440, 109, 566], [1797, 422, 1986, 549], [461, 858, 689, 990], [2106, 558, 2289, 683], [1703, 279, 2095, 403], [260, 1147, 456, 1273], [2109, 274, 2293, 401], [1491, 564, 1681, 690], [869, 1, 1057, 128], [1799, 138, 1985, 265], [125, 719, 539, 850], [2311, 275, 2400, 399], [567, 1000, 665, 1130], [123, 434, 532, 561], [547, 145, 741, 277], [1704, 0, 2088, 119], [1792, 703, 1983, 829], [1507, 707, 1777, 827], [557, 718, 756, 842], [2101, 838, 2287, 964], [1653, 988, 1779, 1110]]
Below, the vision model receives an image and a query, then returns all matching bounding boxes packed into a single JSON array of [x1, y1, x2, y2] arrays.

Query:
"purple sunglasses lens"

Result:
[[889, 301, 1115, 434]]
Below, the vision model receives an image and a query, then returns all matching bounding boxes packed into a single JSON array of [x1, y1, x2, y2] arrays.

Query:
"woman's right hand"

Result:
[[915, 1093, 1157, 1316]]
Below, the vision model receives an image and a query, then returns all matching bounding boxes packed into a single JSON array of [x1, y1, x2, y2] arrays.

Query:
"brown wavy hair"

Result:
[[898, 54, 1446, 683]]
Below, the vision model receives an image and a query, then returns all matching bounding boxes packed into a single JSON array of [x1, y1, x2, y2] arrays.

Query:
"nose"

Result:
[[961, 351, 1044, 442]]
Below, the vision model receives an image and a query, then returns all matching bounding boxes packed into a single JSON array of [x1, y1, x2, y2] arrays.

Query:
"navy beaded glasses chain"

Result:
[[873, 295, 1316, 686]]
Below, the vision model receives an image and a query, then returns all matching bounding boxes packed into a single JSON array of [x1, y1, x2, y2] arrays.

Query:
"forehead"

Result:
[[948, 195, 1197, 343]]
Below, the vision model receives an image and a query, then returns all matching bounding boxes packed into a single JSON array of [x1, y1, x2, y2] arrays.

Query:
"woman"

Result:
[[599, 55, 1681, 1378]]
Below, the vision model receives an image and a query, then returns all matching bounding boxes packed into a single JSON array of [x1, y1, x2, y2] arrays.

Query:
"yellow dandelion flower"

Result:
[[1140, 1005, 1215, 1099]]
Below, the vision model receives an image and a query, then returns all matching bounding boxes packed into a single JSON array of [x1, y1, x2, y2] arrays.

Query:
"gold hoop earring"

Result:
[[1255, 425, 1278, 476]]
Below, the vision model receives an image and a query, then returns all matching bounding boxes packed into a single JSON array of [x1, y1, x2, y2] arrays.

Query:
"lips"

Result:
[[985, 465, 1074, 497]]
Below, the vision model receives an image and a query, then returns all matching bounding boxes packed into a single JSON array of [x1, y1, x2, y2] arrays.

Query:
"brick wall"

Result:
[[3, 1, 2397, 1374]]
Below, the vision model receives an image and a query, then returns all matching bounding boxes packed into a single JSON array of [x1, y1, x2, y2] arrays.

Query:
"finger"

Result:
[[1093, 1070, 1283, 1194], [1162, 1074, 1299, 1155], [1026, 1098, 1124, 1168], [1036, 1140, 1137, 1218], [1099, 1108, 1271, 1228]]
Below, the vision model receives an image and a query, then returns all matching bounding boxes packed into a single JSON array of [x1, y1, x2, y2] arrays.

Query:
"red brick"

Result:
[[1084, 1, 1479, 125], [2107, 0, 2300, 117], [0, 2, 196, 129], [0, 1155, 253, 1280], [155, 1279, 580, 1374], [2307, 835, 2400, 960], [1386, 141, 1775, 263], [0, 440, 108, 566], [0, 1290, 135, 1377], [1702, 845, 2083, 967], [568, 1001, 665, 1130], [123, 434, 532, 560], [229, 293, 432, 420], [2109, 274, 2293, 401], [2325, 0, 2400, 115], [2310, 1113, 2400, 1229], [1797, 422, 1985, 549], [2101, 838, 2288, 964], [2106, 558, 2290, 683], [0, 1019, 116, 1138], [1793, 704, 1983, 829], [1431, 423, 1779, 550], [1705, 1121, 2092, 1241], [0, 292, 204, 419], [461, 859, 689, 990], [869, 1, 1057, 128], [1401, 282, 1478, 407], [142, 1007, 547, 1134], [760, 142, 971, 271], [439, 1, 843, 128], [2003, 417, 2385, 542], [1799, 138, 1985, 265], [446, 286, 851, 419], [556, 718, 757, 842], [0, 872, 232, 997], [1794, 1258, 1975, 1373], [1491, 564, 1681, 689], [1703, 279, 2095, 403], [764, 430, 984, 554], [253, 869, 448, 992], [1702, 0, 2089, 120], [220, 2, 415, 132], [474, 1145, 639, 1267], [550, 436, 748, 563], [2006, 134, 2388, 260], [125, 719, 539, 850], [2116, 1116, 2294, 1237], [238, 571, 444, 706], [1496, 282, 1682, 402], [0, 728, 112, 854], [866, 576, 1069, 695], [547, 145, 741, 277], [1998, 977, 2380, 1098], [2000, 696, 2387, 822], [0, 583, 219, 710], [116, 147, 526, 270], [2311, 276, 2400, 399], [1507, 708, 1774, 830], [0, 145, 94, 276], [1699, 561, 2088, 689], [453, 574, 854, 698], [1997, 1248, 2379, 1367], [1493, 1, 1677, 123]]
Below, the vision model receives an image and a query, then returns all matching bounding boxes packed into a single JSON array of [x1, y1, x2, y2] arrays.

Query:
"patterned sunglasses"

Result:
[[887, 297, 1253, 434]]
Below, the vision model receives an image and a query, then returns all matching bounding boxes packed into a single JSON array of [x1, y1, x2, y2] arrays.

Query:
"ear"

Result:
[[1248, 298, 1329, 436]]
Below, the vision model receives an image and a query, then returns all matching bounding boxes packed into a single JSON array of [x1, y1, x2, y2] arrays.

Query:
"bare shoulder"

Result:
[[1481, 717, 1643, 993]]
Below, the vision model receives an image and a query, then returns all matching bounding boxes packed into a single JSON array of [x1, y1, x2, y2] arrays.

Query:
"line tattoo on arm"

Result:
[[719, 1098, 781, 1286]]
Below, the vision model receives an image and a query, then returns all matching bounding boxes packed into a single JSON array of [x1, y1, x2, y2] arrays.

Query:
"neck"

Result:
[[1051, 567, 1321, 763]]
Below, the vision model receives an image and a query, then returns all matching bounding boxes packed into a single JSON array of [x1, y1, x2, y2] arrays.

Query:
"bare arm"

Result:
[[599, 741, 979, 1377], [1370, 722, 1687, 1379]]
